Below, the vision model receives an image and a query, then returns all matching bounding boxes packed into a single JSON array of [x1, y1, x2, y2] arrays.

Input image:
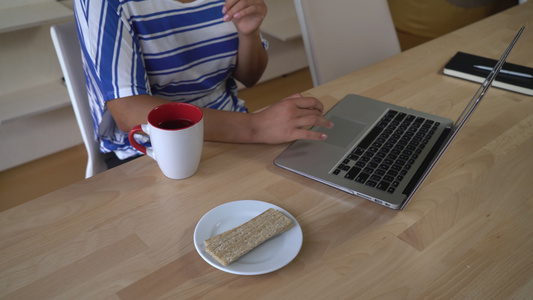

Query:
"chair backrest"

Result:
[[294, 0, 401, 86], [51, 21, 107, 178]]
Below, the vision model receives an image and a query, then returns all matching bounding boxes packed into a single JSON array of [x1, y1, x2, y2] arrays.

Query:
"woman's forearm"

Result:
[[233, 29, 268, 87], [107, 94, 332, 145], [107, 94, 259, 143]]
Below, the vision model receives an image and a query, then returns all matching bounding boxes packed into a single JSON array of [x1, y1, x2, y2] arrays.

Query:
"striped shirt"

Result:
[[73, 0, 266, 159]]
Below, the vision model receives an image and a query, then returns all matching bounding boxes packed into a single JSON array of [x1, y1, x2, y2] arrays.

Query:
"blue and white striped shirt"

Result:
[[73, 0, 264, 159]]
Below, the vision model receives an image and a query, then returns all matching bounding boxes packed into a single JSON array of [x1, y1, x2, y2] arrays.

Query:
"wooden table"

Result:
[[1, 4, 532, 299]]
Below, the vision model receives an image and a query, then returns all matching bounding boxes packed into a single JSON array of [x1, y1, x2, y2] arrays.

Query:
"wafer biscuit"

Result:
[[204, 208, 294, 266]]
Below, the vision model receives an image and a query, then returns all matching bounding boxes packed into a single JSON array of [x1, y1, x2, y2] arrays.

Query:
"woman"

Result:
[[74, 0, 333, 168]]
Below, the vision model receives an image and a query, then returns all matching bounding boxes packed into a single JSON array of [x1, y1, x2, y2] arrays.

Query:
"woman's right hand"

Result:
[[249, 94, 334, 144]]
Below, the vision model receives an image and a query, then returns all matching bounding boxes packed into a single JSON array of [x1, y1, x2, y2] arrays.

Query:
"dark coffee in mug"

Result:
[[157, 118, 194, 130]]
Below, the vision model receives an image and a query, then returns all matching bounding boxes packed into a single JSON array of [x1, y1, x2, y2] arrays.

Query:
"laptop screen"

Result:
[[452, 27, 525, 132]]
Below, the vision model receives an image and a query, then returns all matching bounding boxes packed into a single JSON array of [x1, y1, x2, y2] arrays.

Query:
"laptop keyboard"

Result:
[[332, 110, 440, 194]]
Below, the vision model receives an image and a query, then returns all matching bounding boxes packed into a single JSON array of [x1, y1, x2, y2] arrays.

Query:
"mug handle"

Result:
[[128, 124, 147, 155]]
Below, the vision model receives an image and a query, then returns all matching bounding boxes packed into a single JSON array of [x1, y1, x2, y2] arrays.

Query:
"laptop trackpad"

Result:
[[322, 115, 366, 148]]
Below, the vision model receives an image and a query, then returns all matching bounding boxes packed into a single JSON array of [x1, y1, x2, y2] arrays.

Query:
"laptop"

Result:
[[274, 27, 525, 210]]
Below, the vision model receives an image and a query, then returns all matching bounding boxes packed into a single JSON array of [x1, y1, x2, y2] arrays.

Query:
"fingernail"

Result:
[[223, 14, 230, 22], [222, 6, 227, 14], [234, 12, 241, 19], [321, 133, 328, 140]]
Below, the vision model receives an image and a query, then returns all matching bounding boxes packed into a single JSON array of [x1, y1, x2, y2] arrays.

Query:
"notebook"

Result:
[[443, 51, 533, 96], [274, 27, 524, 210]]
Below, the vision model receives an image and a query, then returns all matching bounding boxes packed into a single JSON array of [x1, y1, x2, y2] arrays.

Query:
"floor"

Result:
[[0, 68, 314, 212]]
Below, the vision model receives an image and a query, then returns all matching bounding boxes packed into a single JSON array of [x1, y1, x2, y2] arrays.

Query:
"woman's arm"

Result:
[[223, 0, 268, 87], [203, 94, 334, 143], [107, 94, 333, 144], [232, 28, 268, 87]]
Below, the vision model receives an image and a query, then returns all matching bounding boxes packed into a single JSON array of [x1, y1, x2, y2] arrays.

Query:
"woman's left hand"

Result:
[[222, 0, 267, 35]]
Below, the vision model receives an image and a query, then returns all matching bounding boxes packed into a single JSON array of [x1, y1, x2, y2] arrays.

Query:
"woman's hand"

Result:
[[202, 94, 333, 144], [249, 94, 334, 144], [222, 0, 267, 35], [224, 0, 268, 87]]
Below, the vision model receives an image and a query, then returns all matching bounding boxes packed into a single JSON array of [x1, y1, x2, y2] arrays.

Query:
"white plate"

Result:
[[194, 200, 303, 275]]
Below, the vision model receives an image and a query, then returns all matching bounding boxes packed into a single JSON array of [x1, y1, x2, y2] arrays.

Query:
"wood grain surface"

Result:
[[1, 3, 532, 299]]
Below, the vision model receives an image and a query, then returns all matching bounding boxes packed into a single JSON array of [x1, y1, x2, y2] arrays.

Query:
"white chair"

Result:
[[293, 0, 402, 86], [51, 22, 107, 178]]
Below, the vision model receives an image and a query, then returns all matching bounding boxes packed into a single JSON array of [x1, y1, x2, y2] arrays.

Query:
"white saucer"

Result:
[[193, 200, 303, 275]]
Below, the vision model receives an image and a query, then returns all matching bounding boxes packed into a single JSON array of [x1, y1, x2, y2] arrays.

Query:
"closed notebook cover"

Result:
[[443, 51, 533, 96]]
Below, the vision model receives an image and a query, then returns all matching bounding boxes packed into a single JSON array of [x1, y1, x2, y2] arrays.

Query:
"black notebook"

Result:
[[443, 51, 533, 96]]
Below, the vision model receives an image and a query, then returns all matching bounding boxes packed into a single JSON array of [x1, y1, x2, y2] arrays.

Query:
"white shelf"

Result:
[[0, 80, 70, 125], [262, 0, 301, 41], [262, 18, 301, 42], [0, 1, 74, 124], [0, 1, 73, 34]]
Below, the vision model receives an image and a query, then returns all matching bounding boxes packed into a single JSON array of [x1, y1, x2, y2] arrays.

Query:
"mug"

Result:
[[129, 103, 204, 179]]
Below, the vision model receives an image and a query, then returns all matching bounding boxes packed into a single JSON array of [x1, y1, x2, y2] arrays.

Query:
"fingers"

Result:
[[292, 129, 329, 141], [284, 98, 334, 141], [279, 96, 333, 129], [252, 95, 334, 143], [283, 95, 325, 112], [222, 0, 266, 22], [292, 98, 334, 141], [284, 93, 303, 100], [295, 113, 334, 130]]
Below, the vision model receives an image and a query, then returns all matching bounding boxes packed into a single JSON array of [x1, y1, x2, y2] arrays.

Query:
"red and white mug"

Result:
[[129, 103, 204, 179]]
